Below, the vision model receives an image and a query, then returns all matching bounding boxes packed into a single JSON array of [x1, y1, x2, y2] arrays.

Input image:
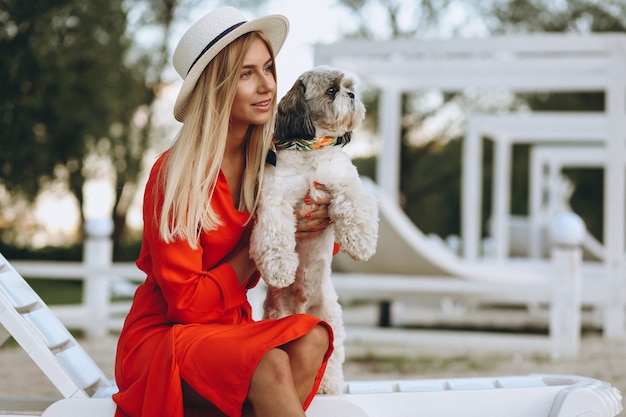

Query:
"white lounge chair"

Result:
[[1, 252, 622, 417], [38, 375, 622, 417], [0, 253, 116, 400]]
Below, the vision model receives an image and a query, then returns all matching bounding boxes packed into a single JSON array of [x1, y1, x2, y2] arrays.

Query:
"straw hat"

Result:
[[172, 6, 289, 122]]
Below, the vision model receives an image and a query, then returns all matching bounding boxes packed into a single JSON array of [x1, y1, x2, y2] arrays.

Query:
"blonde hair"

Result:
[[157, 32, 276, 247]]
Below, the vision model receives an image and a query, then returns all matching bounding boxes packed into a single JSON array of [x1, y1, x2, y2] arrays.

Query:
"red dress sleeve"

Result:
[[137, 154, 251, 324]]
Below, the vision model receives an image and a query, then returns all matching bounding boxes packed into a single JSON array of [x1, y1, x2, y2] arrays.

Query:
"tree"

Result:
[[336, 0, 456, 39], [482, 0, 626, 34], [0, 0, 153, 251], [0, 0, 277, 256], [105, 0, 179, 255]]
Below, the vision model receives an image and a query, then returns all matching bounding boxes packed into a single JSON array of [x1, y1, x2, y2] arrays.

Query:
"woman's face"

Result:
[[230, 37, 276, 129]]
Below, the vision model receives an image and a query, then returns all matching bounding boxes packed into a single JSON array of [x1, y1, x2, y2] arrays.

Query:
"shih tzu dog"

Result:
[[249, 65, 379, 394]]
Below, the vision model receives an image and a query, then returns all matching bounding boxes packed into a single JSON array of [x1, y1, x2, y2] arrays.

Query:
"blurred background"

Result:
[[1, 0, 624, 262]]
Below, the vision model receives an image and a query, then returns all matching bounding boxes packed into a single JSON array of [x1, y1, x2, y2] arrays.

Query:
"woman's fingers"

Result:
[[295, 195, 331, 239], [295, 204, 328, 221]]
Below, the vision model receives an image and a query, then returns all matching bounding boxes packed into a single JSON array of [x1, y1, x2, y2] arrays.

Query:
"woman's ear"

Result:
[[275, 79, 315, 140]]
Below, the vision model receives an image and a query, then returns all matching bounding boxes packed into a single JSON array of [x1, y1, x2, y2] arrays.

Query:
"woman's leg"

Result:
[[183, 363, 301, 417], [181, 324, 331, 417], [279, 324, 330, 403], [247, 324, 330, 417], [246, 348, 305, 416]]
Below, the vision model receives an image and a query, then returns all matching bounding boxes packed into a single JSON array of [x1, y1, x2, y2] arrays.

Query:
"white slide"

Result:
[[331, 178, 605, 307]]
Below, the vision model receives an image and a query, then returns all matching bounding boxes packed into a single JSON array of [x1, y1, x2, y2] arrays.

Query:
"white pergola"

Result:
[[314, 34, 626, 339]]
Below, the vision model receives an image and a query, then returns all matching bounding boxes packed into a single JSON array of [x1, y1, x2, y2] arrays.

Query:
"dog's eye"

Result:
[[326, 87, 337, 97]]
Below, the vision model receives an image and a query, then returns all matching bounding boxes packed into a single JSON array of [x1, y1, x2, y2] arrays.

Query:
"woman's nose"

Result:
[[259, 73, 275, 92]]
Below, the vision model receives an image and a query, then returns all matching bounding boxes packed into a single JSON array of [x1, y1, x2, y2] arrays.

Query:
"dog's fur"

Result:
[[249, 66, 379, 394]]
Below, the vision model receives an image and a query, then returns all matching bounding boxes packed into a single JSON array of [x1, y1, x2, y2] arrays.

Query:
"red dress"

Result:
[[113, 153, 334, 417]]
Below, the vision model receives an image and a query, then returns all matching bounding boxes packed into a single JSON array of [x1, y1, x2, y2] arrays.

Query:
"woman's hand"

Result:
[[295, 185, 332, 240]]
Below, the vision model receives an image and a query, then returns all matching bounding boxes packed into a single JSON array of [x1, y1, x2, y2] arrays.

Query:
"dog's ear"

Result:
[[275, 79, 316, 140]]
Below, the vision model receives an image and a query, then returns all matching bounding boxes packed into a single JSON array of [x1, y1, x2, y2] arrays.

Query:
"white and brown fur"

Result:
[[249, 66, 378, 394]]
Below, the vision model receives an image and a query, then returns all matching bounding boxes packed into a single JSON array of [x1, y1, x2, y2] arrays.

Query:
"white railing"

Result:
[[7, 214, 587, 358], [10, 219, 144, 339]]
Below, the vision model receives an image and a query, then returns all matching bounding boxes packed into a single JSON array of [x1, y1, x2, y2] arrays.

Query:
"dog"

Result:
[[249, 65, 379, 394]]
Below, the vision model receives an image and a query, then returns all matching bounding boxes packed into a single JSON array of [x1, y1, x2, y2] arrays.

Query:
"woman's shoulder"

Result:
[[144, 150, 172, 188], [150, 149, 171, 173]]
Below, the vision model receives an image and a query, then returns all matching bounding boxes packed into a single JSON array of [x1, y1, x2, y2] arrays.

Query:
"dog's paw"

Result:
[[338, 227, 378, 262], [260, 252, 299, 288], [263, 274, 294, 289]]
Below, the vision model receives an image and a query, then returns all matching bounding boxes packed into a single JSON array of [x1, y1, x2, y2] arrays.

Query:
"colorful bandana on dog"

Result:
[[265, 136, 343, 166], [273, 136, 340, 151]]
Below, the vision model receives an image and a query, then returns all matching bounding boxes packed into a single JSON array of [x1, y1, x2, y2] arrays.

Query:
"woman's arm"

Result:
[[141, 161, 249, 324]]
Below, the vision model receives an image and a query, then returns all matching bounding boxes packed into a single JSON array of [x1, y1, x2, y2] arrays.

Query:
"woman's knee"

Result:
[[285, 324, 331, 372], [306, 324, 331, 355], [253, 348, 292, 386]]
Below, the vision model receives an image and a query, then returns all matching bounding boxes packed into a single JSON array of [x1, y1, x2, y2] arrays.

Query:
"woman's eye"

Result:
[[264, 64, 274, 73], [241, 71, 252, 78]]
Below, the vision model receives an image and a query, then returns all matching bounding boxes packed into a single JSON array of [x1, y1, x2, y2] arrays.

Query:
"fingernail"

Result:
[[304, 197, 311, 203], [306, 213, 312, 218], [311, 227, 317, 232], [313, 181, 320, 187]]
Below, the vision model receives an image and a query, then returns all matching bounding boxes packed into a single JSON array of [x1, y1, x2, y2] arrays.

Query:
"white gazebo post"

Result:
[[461, 118, 482, 261], [548, 212, 585, 359], [83, 218, 114, 339], [378, 88, 402, 204], [490, 135, 514, 261], [603, 47, 626, 340]]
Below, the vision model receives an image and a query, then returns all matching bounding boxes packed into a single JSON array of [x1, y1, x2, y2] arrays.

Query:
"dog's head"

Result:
[[274, 66, 365, 145]]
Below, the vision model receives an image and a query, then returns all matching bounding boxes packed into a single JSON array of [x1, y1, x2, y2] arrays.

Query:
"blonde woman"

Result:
[[113, 7, 333, 417]]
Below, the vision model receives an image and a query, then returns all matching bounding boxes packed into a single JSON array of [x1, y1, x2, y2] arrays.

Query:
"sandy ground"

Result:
[[1, 305, 625, 415]]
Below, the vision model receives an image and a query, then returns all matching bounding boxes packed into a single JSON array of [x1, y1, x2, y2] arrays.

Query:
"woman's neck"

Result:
[[228, 123, 249, 148]]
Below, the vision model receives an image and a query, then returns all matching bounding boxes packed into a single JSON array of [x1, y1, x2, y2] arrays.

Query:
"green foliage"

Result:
[[486, 0, 626, 34], [0, 0, 161, 256], [0, 242, 83, 261], [336, 0, 455, 39], [352, 156, 377, 181], [400, 138, 461, 237], [0, 0, 151, 202], [0, 238, 141, 262], [28, 278, 83, 305]]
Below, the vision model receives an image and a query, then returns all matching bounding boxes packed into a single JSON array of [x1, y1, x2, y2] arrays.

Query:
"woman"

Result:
[[113, 7, 334, 417]]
